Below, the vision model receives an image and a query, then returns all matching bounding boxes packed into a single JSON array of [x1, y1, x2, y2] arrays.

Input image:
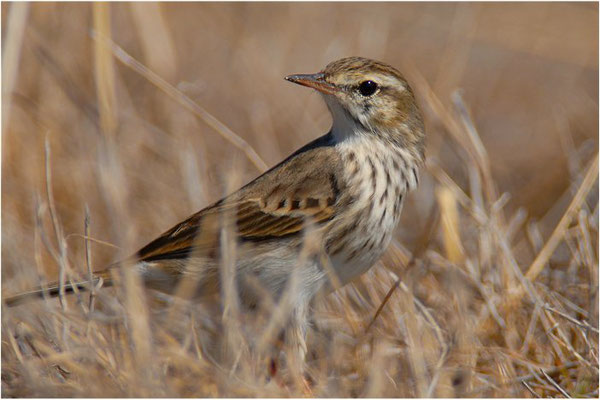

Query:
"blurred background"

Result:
[[1, 2, 598, 397]]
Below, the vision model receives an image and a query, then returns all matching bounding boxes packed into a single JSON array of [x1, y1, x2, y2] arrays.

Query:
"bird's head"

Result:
[[286, 57, 425, 159]]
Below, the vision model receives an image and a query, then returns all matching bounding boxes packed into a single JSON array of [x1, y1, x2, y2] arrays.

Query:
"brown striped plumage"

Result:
[[4, 57, 425, 366]]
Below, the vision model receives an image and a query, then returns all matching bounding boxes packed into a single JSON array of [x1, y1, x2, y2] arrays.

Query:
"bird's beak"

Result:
[[285, 73, 339, 95]]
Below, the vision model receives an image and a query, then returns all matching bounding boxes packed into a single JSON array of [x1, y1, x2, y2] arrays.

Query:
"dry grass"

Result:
[[2, 3, 598, 397]]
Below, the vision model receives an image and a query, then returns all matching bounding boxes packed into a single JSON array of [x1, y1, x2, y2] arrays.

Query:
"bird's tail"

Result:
[[3, 269, 114, 307]]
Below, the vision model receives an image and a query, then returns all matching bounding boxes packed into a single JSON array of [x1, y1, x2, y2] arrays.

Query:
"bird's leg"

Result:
[[283, 301, 315, 395], [286, 305, 308, 369]]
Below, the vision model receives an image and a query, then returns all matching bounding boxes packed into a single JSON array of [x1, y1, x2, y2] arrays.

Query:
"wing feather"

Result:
[[136, 134, 342, 263]]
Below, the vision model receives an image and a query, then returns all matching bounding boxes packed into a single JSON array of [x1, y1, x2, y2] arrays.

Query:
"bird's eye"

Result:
[[358, 80, 378, 96]]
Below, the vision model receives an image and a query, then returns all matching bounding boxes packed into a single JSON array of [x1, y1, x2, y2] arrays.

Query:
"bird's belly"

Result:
[[328, 226, 393, 287], [326, 197, 403, 287]]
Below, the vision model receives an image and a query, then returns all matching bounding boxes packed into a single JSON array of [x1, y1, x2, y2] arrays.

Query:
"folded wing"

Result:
[[137, 142, 343, 263]]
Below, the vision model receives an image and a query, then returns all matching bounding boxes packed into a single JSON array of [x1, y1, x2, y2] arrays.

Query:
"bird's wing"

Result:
[[137, 142, 343, 263]]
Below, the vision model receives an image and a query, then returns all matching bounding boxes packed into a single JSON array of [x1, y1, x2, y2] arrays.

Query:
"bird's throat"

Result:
[[325, 96, 366, 143]]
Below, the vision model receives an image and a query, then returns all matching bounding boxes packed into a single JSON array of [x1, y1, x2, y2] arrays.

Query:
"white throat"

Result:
[[324, 95, 365, 142]]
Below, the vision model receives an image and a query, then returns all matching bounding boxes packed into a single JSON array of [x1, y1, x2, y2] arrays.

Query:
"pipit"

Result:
[[5, 56, 425, 363]]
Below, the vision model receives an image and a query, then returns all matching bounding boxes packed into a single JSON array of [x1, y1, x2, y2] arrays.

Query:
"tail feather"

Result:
[[3, 269, 113, 307]]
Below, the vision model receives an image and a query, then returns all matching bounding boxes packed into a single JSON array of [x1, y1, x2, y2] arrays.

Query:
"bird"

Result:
[[4, 56, 425, 364]]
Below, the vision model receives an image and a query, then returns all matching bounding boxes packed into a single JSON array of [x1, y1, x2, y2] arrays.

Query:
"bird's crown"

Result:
[[322, 56, 408, 90]]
